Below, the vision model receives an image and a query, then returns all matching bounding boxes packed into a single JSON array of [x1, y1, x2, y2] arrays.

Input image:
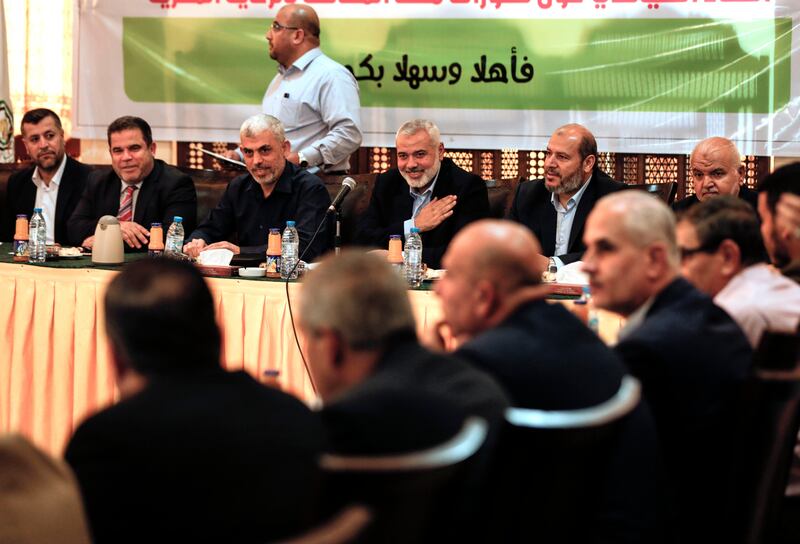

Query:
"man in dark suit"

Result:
[[672, 137, 758, 213], [2, 109, 91, 244], [64, 258, 326, 543], [354, 119, 489, 269], [509, 123, 626, 270], [582, 190, 753, 543], [756, 162, 800, 284], [432, 219, 664, 543], [67, 116, 197, 249]]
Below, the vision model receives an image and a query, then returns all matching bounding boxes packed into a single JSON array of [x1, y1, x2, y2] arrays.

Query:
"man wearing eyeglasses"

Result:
[[260, 4, 361, 174], [676, 195, 800, 347]]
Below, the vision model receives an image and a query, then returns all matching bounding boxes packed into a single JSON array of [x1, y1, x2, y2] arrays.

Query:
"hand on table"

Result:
[[203, 241, 241, 255], [182, 239, 207, 258], [119, 221, 150, 249], [414, 196, 457, 232]]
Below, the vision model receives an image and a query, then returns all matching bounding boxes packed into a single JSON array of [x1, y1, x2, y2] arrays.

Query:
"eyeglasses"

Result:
[[679, 242, 719, 261], [271, 21, 300, 32]]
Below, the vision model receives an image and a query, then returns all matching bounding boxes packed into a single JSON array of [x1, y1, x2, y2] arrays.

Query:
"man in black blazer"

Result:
[[583, 191, 752, 543], [433, 220, 664, 543], [354, 119, 489, 269], [672, 137, 758, 213], [2, 109, 91, 244], [509, 123, 626, 269], [68, 116, 197, 249], [65, 258, 326, 543]]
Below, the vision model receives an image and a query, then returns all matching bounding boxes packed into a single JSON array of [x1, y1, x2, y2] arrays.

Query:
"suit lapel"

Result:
[[568, 176, 597, 252], [133, 161, 160, 225], [54, 158, 75, 228], [539, 195, 557, 256]]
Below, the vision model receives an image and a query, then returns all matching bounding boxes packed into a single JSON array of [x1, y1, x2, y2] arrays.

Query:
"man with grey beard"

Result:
[[510, 123, 626, 270], [183, 113, 330, 260], [354, 119, 489, 268]]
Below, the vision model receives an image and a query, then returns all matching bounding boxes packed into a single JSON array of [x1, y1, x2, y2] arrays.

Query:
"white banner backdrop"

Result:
[[74, 0, 800, 155]]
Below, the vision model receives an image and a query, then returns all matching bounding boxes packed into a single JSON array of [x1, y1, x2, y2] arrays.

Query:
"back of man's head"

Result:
[[300, 250, 416, 351], [104, 258, 221, 376], [680, 195, 765, 268], [758, 162, 800, 214]]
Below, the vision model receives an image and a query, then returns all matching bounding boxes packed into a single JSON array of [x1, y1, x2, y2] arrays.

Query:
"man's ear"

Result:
[[718, 239, 742, 278], [645, 242, 671, 280], [437, 142, 445, 161], [583, 154, 596, 175]]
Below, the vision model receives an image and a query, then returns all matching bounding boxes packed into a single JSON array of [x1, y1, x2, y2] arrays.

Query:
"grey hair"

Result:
[[239, 114, 286, 143], [599, 191, 680, 270], [396, 119, 441, 147], [690, 137, 742, 170], [299, 251, 416, 350]]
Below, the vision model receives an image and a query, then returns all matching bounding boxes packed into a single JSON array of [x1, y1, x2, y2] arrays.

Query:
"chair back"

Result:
[[485, 375, 642, 543], [627, 182, 678, 205], [727, 331, 800, 543], [319, 417, 487, 543]]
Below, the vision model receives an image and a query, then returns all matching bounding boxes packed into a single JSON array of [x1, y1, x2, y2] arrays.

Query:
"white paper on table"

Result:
[[197, 248, 234, 266], [557, 261, 589, 285]]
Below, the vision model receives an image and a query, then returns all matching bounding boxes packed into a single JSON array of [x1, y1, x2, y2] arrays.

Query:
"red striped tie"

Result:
[[118, 185, 136, 222]]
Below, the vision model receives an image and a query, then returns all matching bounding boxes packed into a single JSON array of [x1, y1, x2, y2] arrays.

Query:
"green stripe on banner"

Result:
[[122, 17, 791, 113]]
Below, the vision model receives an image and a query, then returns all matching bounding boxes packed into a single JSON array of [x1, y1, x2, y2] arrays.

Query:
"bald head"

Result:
[[690, 137, 744, 201], [280, 4, 320, 42], [552, 123, 597, 163], [449, 220, 544, 292]]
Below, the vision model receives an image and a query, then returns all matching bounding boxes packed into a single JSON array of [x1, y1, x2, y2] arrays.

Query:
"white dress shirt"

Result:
[[262, 48, 362, 173], [32, 156, 67, 244], [714, 263, 800, 347]]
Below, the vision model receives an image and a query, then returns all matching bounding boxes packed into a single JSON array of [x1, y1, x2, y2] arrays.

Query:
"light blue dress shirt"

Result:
[[403, 168, 441, 238], [551, 174, 592, 268]]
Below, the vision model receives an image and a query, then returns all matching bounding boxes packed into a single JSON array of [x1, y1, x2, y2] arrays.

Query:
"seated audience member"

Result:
[[1, 109, 91, 245], [184, 114, 331, 260], [582, 190, 752, 543], [756, 162, 800, 283], [0, 434, 91, 544], [672, 137, 757, 213], [677, 196, 800, 347], [65, 259, 326, 543], [298, 250, 508, 452], [434, 219, 664, 543], [354, 119, 489, 269], [509, 123, 626, 270], [68, 116, 197, 250]]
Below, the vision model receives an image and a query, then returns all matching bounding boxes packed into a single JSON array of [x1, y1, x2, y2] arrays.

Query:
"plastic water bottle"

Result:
[[28, 208, 47, 263], [164, 216, 185, 257], [404, 227, 423, 288], [281, 220, 300, 280], [583, 285, 600, 334]]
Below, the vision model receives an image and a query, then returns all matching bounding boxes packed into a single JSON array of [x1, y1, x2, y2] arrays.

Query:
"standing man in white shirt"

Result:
[[2, 109, 92, 245], [259, 4, 361, 174]]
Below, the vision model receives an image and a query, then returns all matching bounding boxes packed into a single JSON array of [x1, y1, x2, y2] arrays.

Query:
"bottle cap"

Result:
[[286, 220, 296, 227], [33, 208, 42, 213], [173, 216, 183, 222], [410, 227, 420, 234], [151, 222, 162, 228]]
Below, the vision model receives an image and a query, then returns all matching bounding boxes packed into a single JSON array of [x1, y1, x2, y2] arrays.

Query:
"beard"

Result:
[[400, 156, 441, 190], [35, 149, 64, 173], [546, 167, 585, 195]]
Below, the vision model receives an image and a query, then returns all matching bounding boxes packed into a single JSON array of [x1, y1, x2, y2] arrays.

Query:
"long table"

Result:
[[0, 257, 622, 456]]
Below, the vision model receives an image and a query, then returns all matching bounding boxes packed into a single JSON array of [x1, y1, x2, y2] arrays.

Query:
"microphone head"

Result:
[[342, 177, 357, 190]]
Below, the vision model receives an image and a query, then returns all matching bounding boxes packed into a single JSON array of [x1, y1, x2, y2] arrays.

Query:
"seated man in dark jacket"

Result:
[[65, 259, 326, 543], [2, 108, 91, 245], [509, 123, 626, 270], [583, 190, 753, 543], [68, 116, 197, 249], [183, 114, 331, 261], [353, 119, 489, 269]]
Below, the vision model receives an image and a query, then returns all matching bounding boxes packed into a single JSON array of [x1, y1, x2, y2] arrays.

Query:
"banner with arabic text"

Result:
[[74, 0, 800, 156]]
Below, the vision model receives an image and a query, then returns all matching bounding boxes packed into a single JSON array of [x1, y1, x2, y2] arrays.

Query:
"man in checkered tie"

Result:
[[68, 116, 197, 249]]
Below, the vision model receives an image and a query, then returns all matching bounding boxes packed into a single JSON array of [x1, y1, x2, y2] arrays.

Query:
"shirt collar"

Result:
[[246, 160, 295, 198], [617, 294, 656, 342], [550, 173, 593, 211], [408, 166, 441, 199], [31, 155, 67, 189], [279, 48, 322, 75]]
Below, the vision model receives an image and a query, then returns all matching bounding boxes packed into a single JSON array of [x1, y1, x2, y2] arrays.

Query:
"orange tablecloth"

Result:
[[0, 261, 620, 456]]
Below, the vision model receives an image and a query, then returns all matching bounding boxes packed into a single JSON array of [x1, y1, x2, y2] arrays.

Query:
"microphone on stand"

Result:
[[327, 177, 358, 214]]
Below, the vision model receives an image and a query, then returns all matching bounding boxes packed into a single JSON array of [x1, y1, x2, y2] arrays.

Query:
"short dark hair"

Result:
[[578, 132, 598, 164], [757, 162, 800, 214], [20, 108, 62, 134], [107, 116, 153, 147], [679, 195, 766, 267], [104, 258, 220, 375]]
